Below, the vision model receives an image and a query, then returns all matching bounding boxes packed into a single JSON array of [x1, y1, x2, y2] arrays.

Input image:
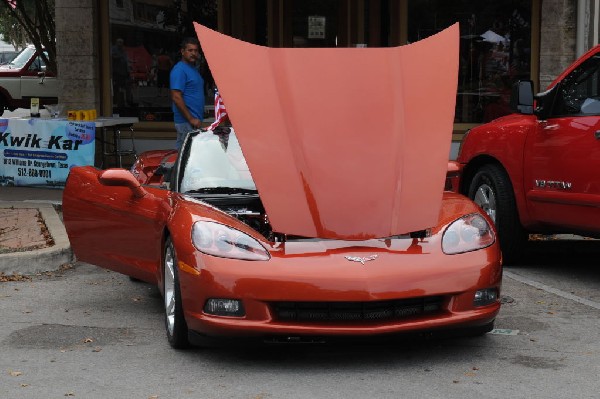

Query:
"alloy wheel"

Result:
[[473, 183, 497, 223], [164, 244, 176, 336]]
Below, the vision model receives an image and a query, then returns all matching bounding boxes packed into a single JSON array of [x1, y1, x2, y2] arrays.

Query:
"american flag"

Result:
[[208, 89, 227, 130]]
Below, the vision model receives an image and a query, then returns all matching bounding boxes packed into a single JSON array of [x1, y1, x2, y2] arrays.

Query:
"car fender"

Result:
[[0, 81, 16, 103], [457, 113, 538, 226]]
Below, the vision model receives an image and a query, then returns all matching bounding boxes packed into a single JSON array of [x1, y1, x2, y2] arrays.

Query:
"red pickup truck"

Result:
[[454, 45, 600, 264], [0, 45, 57, 116]]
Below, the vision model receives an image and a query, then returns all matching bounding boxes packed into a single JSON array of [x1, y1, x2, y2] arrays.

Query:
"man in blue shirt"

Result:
[[170, 38, 205, 150]]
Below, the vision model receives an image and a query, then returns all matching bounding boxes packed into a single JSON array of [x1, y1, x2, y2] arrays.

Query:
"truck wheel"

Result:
[[0, 98, 5, 117], [468, 164, 527, 264]]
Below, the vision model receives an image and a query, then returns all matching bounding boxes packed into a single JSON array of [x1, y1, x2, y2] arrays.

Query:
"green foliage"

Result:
[[0, 0, 56, 74], [0, 5, 28, 50]]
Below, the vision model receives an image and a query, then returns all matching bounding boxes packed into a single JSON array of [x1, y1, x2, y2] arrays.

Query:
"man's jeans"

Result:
[[175, 122, 194, 150]]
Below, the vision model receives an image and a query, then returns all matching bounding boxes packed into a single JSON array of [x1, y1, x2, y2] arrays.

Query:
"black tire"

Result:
[[163, 238, 189, 349], [468, 164, 527, 264], [0, 97, 5, 117]]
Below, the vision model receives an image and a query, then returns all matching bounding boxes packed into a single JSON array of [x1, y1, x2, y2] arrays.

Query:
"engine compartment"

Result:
[[200, 195, 275, 240]]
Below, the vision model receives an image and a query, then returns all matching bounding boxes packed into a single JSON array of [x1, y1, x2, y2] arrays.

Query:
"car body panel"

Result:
[[523, 116, 600, 231], [194, 23, 459, 240], [179, 247, 500, 337], [63, 166, 171, 283], [21, 75, 57, 99]]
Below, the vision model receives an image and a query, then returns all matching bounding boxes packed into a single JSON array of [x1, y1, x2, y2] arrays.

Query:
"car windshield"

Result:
[[8, 47, 36, 69], [0, 52, 17, 64], [180, 128, 257, 194]]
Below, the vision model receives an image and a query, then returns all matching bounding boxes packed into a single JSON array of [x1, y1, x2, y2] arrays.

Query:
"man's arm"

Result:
[[171, 89, 202, 129]]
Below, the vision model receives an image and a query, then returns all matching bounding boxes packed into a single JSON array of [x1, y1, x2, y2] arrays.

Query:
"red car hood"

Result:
[[195, 23, 459, 240]]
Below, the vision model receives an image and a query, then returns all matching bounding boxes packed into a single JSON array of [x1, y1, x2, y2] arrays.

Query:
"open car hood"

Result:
[[195, 23, 459, 240]]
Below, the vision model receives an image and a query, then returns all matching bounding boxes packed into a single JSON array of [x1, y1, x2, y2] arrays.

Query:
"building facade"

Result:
[[54, 0, 599, 152]]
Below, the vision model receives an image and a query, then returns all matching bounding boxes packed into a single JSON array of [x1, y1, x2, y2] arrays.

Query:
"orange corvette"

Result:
[[62, 24, 501, 348]]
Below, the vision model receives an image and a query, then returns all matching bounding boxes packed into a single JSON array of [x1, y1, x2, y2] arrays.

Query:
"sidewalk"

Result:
[[0, 186, 72, 275]]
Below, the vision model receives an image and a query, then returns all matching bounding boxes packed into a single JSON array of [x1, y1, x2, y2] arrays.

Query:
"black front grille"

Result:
[[272, 297, 444, 323]]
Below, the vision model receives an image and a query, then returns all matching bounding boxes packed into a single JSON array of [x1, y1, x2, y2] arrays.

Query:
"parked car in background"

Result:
[[454, 45, 600, 264], [0, 45, 57, 116], [0, 51, 17, 65]]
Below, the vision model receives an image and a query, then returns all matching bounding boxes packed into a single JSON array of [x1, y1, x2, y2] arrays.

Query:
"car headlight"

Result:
[[442, 213, 495, 255], [192, 221, 270, 261]]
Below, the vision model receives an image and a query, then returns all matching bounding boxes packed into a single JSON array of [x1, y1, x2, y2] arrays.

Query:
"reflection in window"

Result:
[[292, 0, 338, 48], [553, 55, 600, 116], [109, 0, 218, 120], [408, 0, 532, 124]]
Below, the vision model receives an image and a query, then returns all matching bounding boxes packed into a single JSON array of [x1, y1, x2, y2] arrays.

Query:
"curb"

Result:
[[0, 201, 73, 275]]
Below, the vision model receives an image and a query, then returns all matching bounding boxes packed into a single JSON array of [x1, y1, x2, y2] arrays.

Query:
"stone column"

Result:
[[55, 0, 100, 112], [539, 0, 577, 89], [577, 0, 600, 55]]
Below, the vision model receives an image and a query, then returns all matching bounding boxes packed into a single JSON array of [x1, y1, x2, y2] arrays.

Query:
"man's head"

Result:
[[116, 38, 124, 47], [180, 37, 200, 65]]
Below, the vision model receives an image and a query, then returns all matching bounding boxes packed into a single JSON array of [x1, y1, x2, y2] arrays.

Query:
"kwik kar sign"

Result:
[[0, 118, 95, 186]]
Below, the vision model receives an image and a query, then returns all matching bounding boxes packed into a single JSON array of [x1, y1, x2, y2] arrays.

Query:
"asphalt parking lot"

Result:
[[1, 239, 599, 399]]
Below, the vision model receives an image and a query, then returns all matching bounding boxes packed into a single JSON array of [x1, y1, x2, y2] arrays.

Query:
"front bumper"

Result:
[[177, 245, 502, 338]]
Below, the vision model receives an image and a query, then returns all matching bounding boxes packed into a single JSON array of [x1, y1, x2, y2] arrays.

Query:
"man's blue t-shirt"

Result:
[[170, 61, 205, 124]]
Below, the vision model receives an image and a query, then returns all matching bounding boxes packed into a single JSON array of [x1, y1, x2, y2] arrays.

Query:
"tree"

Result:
[[0, 5, 28, 51], [0, 0, 56, 74]]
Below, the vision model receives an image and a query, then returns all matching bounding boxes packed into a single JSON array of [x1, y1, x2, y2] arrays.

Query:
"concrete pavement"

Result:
[[0, 187, 72, 275]]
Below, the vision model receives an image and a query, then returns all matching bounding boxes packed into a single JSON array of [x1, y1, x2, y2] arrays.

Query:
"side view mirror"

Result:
[[98, 168, 147, 198], [510, 80, 534, 114]]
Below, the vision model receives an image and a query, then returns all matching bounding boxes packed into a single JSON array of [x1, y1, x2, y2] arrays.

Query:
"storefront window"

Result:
[[292, 0, 339, 47], [109, 0, 217, 121], [408, 0, 532, 123], [107, 1, 533, 126]]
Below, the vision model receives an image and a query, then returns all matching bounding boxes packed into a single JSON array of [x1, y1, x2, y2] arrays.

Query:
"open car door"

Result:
[[62, 166, 172, 283]]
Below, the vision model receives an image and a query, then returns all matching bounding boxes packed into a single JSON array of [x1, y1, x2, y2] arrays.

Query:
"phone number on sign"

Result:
[[17, 167, 52, 178]]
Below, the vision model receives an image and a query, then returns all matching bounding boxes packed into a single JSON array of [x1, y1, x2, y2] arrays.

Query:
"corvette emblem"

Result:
[[344, 255, 378, 265]]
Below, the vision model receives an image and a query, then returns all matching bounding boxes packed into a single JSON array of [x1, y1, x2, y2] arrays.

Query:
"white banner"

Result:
[[0, 118, 95, 187]]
